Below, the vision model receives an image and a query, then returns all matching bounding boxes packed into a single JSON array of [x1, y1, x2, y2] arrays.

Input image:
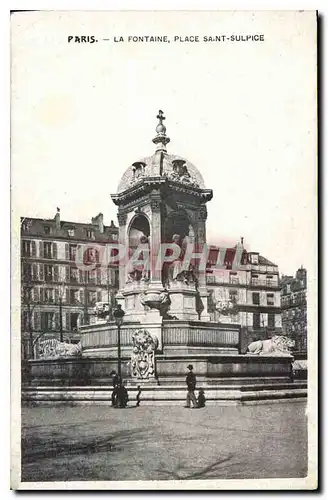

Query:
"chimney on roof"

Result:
[[92, 213, 104, 233], [55, 207, 60, 229]]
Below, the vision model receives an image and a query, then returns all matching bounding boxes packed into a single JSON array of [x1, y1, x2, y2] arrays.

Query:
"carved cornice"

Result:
[[111, 178, 213, 208]]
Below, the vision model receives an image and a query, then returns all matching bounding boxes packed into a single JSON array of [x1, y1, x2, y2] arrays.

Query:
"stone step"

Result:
[[22, 382, 307, 405]]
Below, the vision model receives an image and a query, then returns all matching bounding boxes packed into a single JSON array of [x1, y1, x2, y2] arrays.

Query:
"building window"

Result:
[[266, 276, 274, 287], [67, 228, 75, 237], [252, 292, 260, 305], [21, 219, 32, 232], [229, 290, 238, 303], [41, 312, 55, 331], [87, 291, 97, 305], [44, 265, 54, 282], [44, 288, 54, 303], [22, 311, 29, 330], [229, 272, 239, 285], [43, 242, 53, 259], [44, 226, 51, 235], [250, 253, 259, 265], [70, 289, 79, 305], [70, 267, 79, 283], [69, 244, 77, 261], [22, 240, 32, 257], [253, 312, 261, 328], [267, 293, 274, 306], [268, 314, 275, 329], [251, 274, 259, 286], [87, 269, 97, 283], [70, 313, 79, 331], [22, 263, 32, 280], [86, 229, 95, 240]]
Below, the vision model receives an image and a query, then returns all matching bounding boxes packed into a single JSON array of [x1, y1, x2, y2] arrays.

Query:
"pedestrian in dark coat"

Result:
[[184, 364, 197, 408], [197, 389, 206, 408], [110, 370, 120, 407]]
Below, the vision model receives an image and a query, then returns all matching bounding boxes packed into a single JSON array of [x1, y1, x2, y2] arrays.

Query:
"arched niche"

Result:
[[128, 213, 150, 249], [163, 210, 194, 245]]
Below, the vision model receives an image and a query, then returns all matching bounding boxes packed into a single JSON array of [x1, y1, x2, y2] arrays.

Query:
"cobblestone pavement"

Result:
[[21, 401, 307, 482]]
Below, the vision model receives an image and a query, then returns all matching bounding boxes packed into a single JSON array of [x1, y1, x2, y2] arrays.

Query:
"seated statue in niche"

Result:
[[127, 234, 150, 283], [166, 233, 197, 286]]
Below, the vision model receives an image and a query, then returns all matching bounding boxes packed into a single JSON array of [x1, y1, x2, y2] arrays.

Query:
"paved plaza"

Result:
[[21, 401, 307, 482]]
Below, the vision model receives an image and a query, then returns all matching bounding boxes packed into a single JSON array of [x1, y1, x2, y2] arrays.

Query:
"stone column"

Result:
[[194, 206, 210, 321], [116, 211, 127, 306], [149, 195, 163, 288]]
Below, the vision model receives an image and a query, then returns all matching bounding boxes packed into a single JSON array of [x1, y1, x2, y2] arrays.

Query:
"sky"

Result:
[[11, 10, 317, 276]]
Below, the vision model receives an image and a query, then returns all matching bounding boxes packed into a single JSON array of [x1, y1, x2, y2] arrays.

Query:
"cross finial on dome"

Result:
[[157, 109, 165, 122], [153, 109, 170, 152]]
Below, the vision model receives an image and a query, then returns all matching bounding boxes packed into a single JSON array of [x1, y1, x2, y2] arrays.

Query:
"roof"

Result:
[[258, 255, 277, 266], [117, 152, 205, 193], [20, 216, 118, 243]]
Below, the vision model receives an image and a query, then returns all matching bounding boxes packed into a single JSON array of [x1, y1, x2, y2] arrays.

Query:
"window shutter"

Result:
[[96, 268, 101, 284], [65, 266, 70, 282], [54, 266, 59, 282], [54, 312, 59, 331], [97, 291, 102, 302], [34, 311, 41, 331], [39, 241, 43, 258], [66, 288, 70, 304], [79, 269, 84, 283], [65, 243, 69, 261], [55, 288, 59, 304], [32, 263, 38, 280], [33, 287, 39, 303], [32, 241, 37, 257], [40, 263, 45, 281], [66, 312, 70, 331], [79, 289, 84, 304], [53, 242, 58, 260], [84, 271, 88, 284]]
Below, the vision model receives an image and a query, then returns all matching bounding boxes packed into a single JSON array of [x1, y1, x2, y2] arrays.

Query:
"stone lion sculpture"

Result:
[[247, 335, 295, 356], [37, 339, 82, 359], [131, 329, 158, 379]]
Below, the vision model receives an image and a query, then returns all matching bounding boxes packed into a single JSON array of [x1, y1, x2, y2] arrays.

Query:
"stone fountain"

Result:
[[22, 112, 303, 404]]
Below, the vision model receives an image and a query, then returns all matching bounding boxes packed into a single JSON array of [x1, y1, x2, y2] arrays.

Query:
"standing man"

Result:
[[110, 370, 119, 407], [185, 364, 197, 408]]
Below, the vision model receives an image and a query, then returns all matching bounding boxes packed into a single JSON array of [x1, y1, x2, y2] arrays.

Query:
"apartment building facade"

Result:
[[281, 267, 307, 354], [21, 209, 119, 358], [206, 241, 282, 351]]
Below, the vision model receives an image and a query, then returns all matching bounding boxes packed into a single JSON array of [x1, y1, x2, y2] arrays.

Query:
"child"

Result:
[[197, 389, 206, 408]]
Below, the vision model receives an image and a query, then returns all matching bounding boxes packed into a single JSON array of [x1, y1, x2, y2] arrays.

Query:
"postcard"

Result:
[[11, 10, 317, 490]]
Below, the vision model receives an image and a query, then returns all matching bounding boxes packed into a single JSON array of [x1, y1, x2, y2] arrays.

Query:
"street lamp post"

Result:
[[113, 304, 125, 387], [57, 282, 66, 343], [59, 295, 63, 342]]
